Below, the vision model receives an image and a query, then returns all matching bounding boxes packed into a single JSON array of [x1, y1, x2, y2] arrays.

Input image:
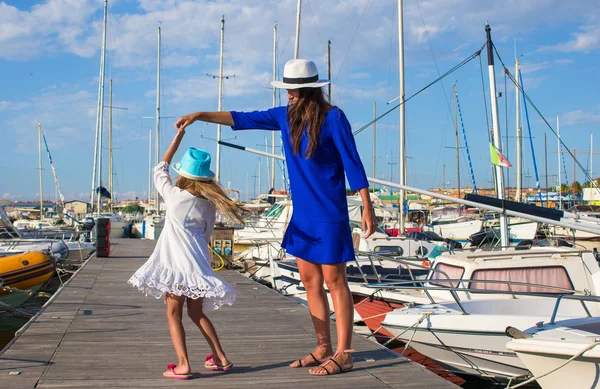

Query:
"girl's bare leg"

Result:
[[309, 263, 354, 374], [164, 293, 191, 375], [187, 297, 230, 367], [289, 258, 334, 367]]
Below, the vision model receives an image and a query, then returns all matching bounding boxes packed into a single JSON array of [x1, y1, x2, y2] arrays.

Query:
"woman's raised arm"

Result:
[[175, 112, 234, 131]]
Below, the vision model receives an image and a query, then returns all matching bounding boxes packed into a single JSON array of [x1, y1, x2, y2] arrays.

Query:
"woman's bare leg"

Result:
[[164, 293, 191, 375], [187, 297, 231, 367], [309, 263, 354, 374], [289, 258, 334, 367]]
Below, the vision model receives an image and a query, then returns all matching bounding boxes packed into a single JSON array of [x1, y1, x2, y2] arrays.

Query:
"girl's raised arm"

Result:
[[162, 128, 186, 164]]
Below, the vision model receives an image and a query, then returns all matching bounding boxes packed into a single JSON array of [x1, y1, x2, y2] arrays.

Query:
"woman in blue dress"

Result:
[[174, 59, 376, 376]]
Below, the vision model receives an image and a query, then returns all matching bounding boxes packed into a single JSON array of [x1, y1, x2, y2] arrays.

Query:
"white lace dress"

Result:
[[128, 162, 236, 309]]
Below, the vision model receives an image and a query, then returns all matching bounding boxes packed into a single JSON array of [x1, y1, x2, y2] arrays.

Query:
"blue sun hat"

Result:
[[172, 147, 215, 181]]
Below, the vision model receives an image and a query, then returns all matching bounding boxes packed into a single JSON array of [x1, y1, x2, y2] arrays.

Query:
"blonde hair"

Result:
[[175, 176, 245, 224]]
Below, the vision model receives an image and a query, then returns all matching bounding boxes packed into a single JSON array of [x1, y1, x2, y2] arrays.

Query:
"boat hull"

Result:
[[352, 292, 404, 339], [511, 349, 600, 389], [431, 220, 483, 242], [0, 251, 55, 309], [383, 323, 528, 380]]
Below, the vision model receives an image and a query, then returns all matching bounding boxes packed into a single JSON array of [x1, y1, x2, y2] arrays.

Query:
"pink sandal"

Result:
[[205, 354, 233, 371], [163, 364, 193, 379]]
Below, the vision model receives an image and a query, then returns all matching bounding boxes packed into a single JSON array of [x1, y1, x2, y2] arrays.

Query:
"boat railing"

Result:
[[365, 279, 582, 315], [358, 251, 583, 315], [355, 250, 456, 305], [0, 239, 55, 250], [352, 250, 434, 285], [548, 294, 600, 324], [367, 242, 591, 259]]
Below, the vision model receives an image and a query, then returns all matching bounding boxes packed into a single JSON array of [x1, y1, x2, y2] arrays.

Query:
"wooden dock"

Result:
[[0, 239, 459, 389]]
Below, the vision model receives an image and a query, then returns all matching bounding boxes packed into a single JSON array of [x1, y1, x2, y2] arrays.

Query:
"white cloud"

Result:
[[0, 101, 32, 112], [561, 110, 600, 126], [517, 59, 572, 75], [540, 26, 600, 53], [0, 193, 22, 201], [0, 0, 101, 60]]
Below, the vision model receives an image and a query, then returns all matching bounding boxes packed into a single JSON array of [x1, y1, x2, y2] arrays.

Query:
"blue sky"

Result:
[[1, 0, 599, 202]]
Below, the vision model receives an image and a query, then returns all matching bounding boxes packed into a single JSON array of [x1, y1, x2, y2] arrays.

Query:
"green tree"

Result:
[[570, 181, 582, 195], [122, 204, 144, 214], [560, 183, 569, 194]]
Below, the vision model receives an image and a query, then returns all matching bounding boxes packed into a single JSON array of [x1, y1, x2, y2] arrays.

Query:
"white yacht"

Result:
[[506, 300, 600, 389], [553, 205, 600, 241], [378, 247, 600, 382], [0, 208, 94, 262], [426, 206, 483, 243]]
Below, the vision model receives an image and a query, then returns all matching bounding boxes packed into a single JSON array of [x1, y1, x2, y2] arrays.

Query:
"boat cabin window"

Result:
[[469, 266, 574, 294], [373, 246, 404, 256], [430, 263, 465, 288]]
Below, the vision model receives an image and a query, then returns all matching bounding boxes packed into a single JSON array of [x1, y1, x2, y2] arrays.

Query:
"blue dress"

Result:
[[230, 106, 369, 264]]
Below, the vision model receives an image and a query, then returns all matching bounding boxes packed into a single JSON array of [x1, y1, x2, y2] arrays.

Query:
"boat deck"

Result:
[[0, 239, 458, 388]]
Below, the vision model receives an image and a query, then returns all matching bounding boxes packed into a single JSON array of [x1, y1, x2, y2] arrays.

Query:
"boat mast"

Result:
[[294, 0, 302, 59], [453, 84, 460, 198], [38, 123, 43, 220], [398, 0, 406, 235], [590, 133, 593, 189], [155, 26, 161, 214], [109, 78, 113, 212], [373, 102, 377, 193], [515, 59, 522, 202], [91, 0, 108, 214], [485, 22, 509, 247], [544, 132, 548, 207], [148, 127, 152, 210], [271, 23, 277, 190], [558, 116, 562, 209], [328, 40, 332, 103], [256, 158, 261, 198], [442, 164, 446, 192], [215, 16, 225, 182]]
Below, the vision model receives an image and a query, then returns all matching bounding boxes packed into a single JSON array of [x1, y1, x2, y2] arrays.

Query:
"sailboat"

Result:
[[134, 26, 165, 240], [85, 0, 131, 240]]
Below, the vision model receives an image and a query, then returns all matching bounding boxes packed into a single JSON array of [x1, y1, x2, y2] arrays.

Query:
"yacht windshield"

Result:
[[263, 203, 285, 218]]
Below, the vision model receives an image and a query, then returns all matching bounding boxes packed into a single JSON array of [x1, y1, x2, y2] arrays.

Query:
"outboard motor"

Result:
[[82, 217, 95, 231], [50, 241, 69, 262]]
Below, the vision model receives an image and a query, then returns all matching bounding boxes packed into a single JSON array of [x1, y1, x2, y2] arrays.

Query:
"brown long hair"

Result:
[[287, 87, 331, 158], [175, 177, 245, 224]]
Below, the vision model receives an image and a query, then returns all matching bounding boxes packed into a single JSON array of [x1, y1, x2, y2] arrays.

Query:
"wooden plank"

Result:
[[0, 239, 458, 389]]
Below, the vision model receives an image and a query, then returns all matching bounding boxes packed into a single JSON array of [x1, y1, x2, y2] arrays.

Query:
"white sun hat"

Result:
[[270, 59, 331, 89]]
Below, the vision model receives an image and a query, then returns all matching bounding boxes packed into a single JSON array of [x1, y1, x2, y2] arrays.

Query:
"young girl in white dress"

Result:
[[128, 127, 241, 380]]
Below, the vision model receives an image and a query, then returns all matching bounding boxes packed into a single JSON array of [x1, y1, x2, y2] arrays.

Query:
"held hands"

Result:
[[161, 124, 186, 164], [361, 206, 378, 239], [174, 113, 198, 131], [174, 125, 186, 140]]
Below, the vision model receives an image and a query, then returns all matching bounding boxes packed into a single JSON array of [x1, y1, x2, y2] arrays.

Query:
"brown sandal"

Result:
[[290, 344, 333, 368], [309, 349, 354, 376]]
